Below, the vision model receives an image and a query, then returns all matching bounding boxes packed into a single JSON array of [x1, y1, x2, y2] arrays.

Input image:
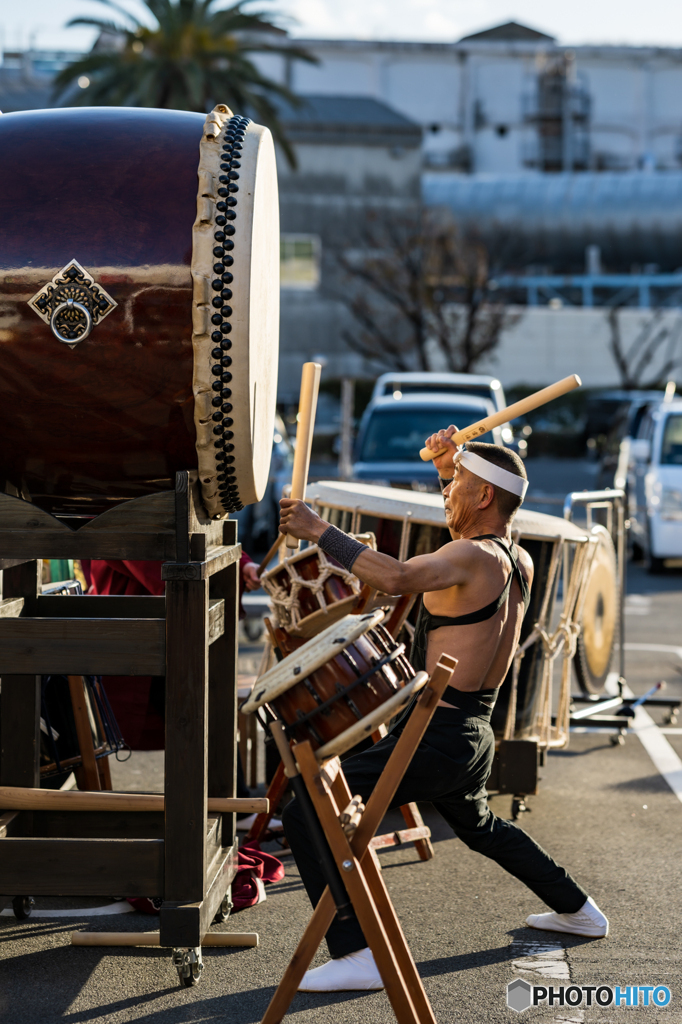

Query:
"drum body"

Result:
[[0, 106, 279, 517], [244, 611, 419, 753], [261, 544, 362, 637]]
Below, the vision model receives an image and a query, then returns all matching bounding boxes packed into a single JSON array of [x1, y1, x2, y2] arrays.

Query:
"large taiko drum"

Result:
[[0, 105, 279, 518], [242, 610, 427, 760]]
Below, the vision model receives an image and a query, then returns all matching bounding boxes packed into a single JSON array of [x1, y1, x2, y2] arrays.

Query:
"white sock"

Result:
[[299, 947, 383, 991]]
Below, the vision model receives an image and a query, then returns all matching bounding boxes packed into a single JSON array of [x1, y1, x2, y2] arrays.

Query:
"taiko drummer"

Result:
[[278, 430, 608, 993]]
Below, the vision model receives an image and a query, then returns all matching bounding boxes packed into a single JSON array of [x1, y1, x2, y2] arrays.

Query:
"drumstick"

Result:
[[257, 532, 285, 576], [419, 374, 582, 461], [0, 786, 268, 814], [286, 361, 322, 549]]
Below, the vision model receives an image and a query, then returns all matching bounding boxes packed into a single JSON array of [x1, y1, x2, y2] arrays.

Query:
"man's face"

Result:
[[443, 461, 489, 534]]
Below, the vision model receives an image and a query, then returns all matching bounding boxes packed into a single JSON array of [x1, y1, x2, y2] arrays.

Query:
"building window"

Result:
[[280, 234, 321, 290]]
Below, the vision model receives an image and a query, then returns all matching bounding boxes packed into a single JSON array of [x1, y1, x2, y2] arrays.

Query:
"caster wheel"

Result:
[[177, 963, 202, 987], [510, 798, 530, 821], [213, 895, 233, 924], [12, 896, 35, 920], [172, 946, 203, 988], [610, 733, 626, 746]]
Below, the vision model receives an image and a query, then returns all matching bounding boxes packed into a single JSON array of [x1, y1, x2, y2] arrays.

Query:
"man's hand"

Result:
[[279, 498, 327, 543], [424, 425, 462, 479], [241, 561, 261, 591]]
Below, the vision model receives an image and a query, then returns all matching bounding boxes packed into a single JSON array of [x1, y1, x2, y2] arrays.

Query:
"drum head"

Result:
[[192, 107, 279, 516], [575, 525, 618, 694], [242, 609, 386, 714]]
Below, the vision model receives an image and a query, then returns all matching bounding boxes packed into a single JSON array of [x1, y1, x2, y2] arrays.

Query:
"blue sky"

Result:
[[3, 0, 682, 51]]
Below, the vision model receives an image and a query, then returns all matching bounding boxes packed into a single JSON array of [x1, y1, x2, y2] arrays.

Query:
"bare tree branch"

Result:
[[329, 206, 516, 374], [607, 304, 682, 389]]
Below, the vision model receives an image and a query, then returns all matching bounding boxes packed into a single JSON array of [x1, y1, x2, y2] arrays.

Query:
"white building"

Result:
[[255, 20, 682, 176]]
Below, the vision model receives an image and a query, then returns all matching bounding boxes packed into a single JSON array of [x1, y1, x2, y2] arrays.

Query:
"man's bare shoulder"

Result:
[[437, 538, 487, 562], [515, 542, 535, 584]]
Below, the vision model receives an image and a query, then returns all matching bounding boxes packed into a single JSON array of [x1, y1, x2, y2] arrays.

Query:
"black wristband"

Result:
[[317, 524, 368, 572], [438, 475, 454, 492]]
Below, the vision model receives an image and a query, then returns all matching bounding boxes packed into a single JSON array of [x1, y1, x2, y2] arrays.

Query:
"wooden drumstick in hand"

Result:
[[419, 374, 582, 461], [286, 361, 322, 550]]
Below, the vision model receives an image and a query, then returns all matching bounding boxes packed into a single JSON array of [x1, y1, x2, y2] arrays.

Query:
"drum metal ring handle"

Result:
[[50, 299, 93, 344]]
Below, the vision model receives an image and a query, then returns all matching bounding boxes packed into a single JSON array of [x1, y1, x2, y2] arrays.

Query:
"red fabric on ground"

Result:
[[82, 553, 256, 751], [126, 843, 283, 914]]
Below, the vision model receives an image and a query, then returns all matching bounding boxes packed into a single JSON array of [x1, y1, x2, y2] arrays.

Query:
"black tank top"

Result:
[[409, 535, 531, 711]]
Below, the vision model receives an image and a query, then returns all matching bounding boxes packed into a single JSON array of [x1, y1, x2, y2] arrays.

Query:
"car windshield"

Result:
[[660, 414, 682, 465], [359, 405, 492, 463], [381, 382, 494, 402]]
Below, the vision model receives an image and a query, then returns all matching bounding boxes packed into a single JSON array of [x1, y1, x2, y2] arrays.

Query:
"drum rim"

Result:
[[314, 671, 429, 762], [260, 542, 325, 580], [241, 608, 386, 713]]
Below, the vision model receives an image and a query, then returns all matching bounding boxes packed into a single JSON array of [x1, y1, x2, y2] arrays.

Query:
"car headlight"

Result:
[[660, 487, 682, 520]]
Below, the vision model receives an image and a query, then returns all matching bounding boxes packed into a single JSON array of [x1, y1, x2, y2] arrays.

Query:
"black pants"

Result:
[[282, 704, 588, 959]]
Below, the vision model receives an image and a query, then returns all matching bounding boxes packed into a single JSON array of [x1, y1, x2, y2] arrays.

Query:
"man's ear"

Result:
[[478, 483, 495, 510]]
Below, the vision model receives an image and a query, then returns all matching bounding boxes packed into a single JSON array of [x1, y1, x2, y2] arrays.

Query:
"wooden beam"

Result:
[[208, 537, 238, 835], [0, 618, 166, 675], [161, 544, 241, 581], [208, 598, 225, 645], [164, 577, 209, 902], [0, 787, 268, 814], [160, 841, 237, 948], [0, 492, 177, 560], [25, 596, 166, 619], [0, 560, 40, 791], [0, 838, 164, 895]]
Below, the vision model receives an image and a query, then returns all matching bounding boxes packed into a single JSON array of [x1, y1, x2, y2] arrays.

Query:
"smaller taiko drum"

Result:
[[261, 543, 363, 638], [242, 610, 428, 761]]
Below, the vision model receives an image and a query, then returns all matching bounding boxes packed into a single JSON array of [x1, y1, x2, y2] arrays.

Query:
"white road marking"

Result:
[[511, 939, 570, 980], [1, 900, 134, 918], [510, 937, 584, 1022], [624, 595, 652, 616], [624, 642, 682, 659], [604, 672, 682, 806]]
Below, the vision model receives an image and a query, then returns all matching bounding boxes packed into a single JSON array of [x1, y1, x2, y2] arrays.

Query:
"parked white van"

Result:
[[628, 398, 682, 571]]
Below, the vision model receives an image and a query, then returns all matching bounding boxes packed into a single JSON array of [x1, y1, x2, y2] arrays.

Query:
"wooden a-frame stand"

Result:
[[261, 655, 457, 1024], [0, 471, 246, 983]]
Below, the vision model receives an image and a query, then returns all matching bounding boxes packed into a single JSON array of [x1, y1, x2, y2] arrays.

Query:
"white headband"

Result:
[[454, 449, 528, 499]]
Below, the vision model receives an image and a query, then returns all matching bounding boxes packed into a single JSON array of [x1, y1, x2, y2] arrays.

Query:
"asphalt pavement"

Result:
[[1, 459, 681, 1023]]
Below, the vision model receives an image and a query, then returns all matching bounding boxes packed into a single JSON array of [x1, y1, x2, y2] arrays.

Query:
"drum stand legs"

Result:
[[260, 656, 456, 1024], [247, 750, 433, 861]]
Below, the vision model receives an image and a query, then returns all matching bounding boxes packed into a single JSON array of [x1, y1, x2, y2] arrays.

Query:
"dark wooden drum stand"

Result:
[[0, 470, 246, 985]]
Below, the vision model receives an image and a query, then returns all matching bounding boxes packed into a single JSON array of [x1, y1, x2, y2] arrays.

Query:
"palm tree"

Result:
[[53, 0, 316, 166]]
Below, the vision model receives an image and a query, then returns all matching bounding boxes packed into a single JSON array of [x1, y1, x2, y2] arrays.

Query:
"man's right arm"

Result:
[[278, 498, 478, 596]]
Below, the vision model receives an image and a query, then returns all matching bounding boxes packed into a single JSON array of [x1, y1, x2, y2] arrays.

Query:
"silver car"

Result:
[[353, 392, 504, 491]]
